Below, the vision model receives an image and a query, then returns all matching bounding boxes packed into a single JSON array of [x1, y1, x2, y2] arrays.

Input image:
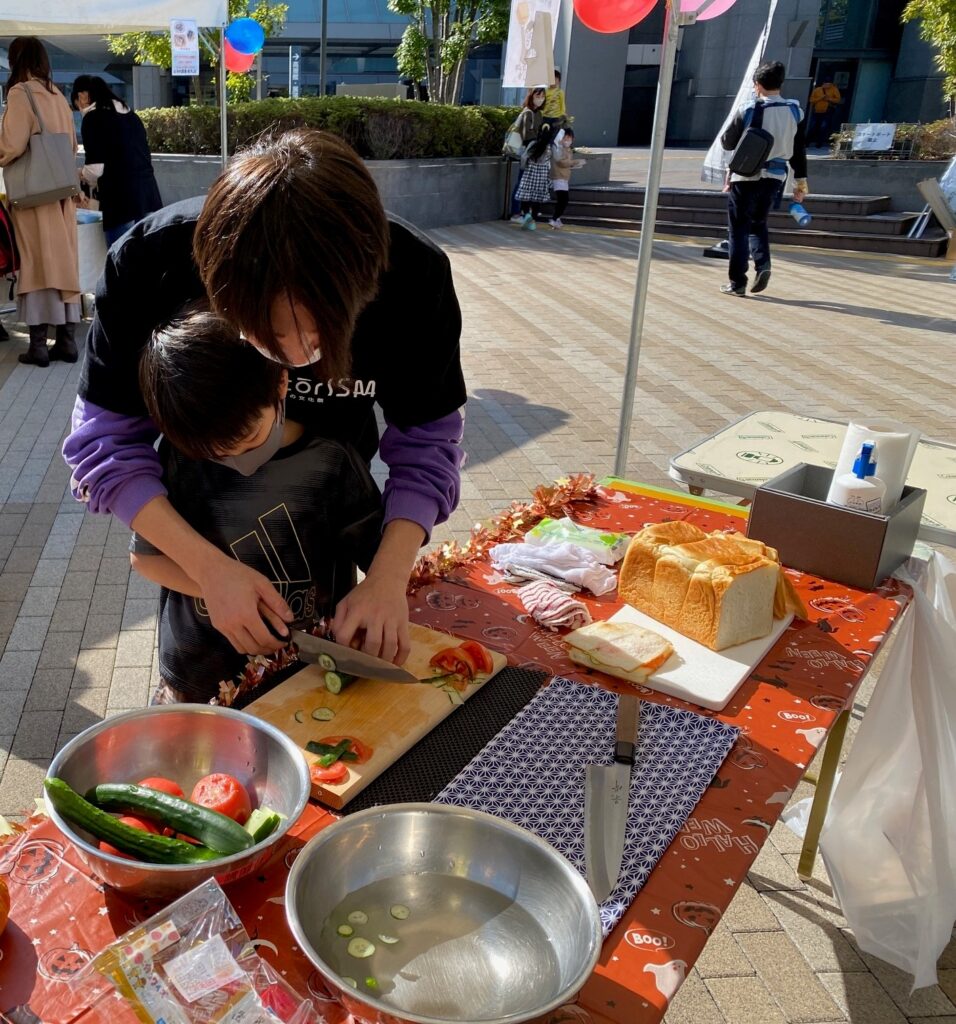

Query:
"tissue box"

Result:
[[746, 463, 926, 591]]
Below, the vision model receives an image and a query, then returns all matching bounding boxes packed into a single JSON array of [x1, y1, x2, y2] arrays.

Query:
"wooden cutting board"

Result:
[[244, 623, 507, 808]]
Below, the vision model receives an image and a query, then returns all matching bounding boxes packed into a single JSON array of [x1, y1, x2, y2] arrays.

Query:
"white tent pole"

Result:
[[220, 25, 228, 170], [613, 0, 690, 478]]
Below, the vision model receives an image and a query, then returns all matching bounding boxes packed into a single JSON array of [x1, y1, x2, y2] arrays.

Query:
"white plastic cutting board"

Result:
[[609, 605, 793, 711]]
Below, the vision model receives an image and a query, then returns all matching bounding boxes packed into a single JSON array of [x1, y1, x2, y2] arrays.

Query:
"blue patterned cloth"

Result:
[[436, 677, 740, 935]]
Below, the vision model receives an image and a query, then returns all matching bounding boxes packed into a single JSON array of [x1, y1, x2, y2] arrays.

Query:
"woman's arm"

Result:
[[130, 551, 202, 598], [0, 86, 34, 166]]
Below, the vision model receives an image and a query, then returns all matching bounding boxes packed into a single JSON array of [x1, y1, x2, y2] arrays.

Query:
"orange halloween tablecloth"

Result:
[[0, 482, 911, 1024]]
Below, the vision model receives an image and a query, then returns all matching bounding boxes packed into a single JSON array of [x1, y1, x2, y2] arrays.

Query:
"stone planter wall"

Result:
[[810, 158, 950, 211]]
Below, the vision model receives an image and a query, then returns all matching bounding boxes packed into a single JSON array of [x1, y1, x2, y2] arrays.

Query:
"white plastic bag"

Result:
[[819, 551, 956, 991]]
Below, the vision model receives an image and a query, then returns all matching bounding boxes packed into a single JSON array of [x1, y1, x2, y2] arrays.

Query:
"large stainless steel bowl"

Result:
[[285, 803, 602, 1024], [45, 704, 311, 900]]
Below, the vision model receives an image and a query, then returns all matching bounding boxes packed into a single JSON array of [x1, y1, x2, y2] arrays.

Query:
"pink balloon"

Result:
[[224, 38, 256, 73], [573, 0, 658, 33], [679, 0, 737, 17]]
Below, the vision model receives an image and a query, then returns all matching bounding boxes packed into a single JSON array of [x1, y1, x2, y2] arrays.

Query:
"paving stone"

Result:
[[25, 668, 74, 710], [0, 602, 18, 634], [81, 613, 122, 650], [61, 688, 109, 733], [114, 630, 156, 668], [0, 513, 27, 536], [854, 952, 956, 1018], [4, 615, 50, 651], [763, 891, 867, 973], [68, 546, 105, 572], [108, 665, 151, 709], [0, 650, 41, 691], [49, 598, 90, 633], [817, 972, 907, 1023], [0, 690, 28, 733], [12, 710, 63, 758], [18, 586, 60, 617], [0, 571, 32, 604], [121, 599, 158, 632], [41, 535, 77, 560], [91, 584, 129, 616], [737, 930, 843, 1023], [58, 570, 97, 601], [0, 754, 51, 818], [36, 630, 82, 669], [705, 975, 789, 1024], [663, 967, 726, 1024], [724, 879, 784, 933], [126, 574, 160, 599], [939, 933, 956, 970], [96, 557, 131, 586], [4, 545, 42, 574], [72, 648, 116, 691], [748, 838, 808, 893], [696, 923, 756, 979], [31, 557, 70, 587]]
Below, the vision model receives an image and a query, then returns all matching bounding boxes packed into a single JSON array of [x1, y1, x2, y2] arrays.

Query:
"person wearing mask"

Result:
[[808, 77, 842, 148], [509, 86, 547, 220], [541, 69, 567, 130], [0, 37, 80, 367], [719, 60, 808, 296], [548, 127, 582, 229], [71, 75, 163, 247]]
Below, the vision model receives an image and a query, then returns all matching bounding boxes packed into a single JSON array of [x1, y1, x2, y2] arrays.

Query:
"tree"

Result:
[[387, 0, 510, 105], [902, 0, 956, 112], [107, 0, 287, 104]]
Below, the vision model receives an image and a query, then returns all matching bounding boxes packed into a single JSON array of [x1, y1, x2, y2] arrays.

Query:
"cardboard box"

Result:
[[746, 463, 926, 591]]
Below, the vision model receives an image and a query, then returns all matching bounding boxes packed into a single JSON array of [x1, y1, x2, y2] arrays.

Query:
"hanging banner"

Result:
[[502, 0, 561, 89], [171, 18, 200, 76], [700, 0, 779, 183]]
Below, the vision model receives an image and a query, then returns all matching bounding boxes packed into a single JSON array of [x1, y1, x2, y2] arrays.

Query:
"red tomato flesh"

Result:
[[99, 815, 159, 859], [137, 776, 185, 798], [190, 773, 252, 824], [310, 761, 349, 785], [459, 640, 494, 674]]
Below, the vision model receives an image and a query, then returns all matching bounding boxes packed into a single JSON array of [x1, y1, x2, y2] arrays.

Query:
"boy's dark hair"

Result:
[[563, 127, 575, 139], [71, 74, 125, 111], [754, 61, 786, 91], [140, 310, 284, 462], [193, 129, 389, 379]]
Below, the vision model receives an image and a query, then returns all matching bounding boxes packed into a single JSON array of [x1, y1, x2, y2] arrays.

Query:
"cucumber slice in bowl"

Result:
[[347, 910, 369, 925], [347, 937, 376, 959]]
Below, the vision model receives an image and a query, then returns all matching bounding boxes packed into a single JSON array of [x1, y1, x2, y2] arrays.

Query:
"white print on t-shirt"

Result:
[[196, 502, 317, 623], [290, 377, 377, 403]]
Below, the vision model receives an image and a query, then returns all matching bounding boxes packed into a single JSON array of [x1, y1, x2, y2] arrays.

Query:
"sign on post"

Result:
[[851, 123, 896, 152], [291, 48, 301, 98], [171, 19, 200, 76]]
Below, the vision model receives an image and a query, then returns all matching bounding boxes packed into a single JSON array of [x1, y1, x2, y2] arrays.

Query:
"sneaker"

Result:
[[510, 214, 524, 223], [720, 283, 746, 296], [521, 212, 534, 230], [751, 269, 771, 294], [549, 218, 563, 229], [527, 218, 537, 231]]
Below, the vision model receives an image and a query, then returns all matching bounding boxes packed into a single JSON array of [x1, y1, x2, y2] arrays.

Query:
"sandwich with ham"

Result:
[[565, 621, 675, 685]]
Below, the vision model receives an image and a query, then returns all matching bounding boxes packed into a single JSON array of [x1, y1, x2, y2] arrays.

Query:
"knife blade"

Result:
[[584, 694, 640, 903], [290, 630, 420, 683]]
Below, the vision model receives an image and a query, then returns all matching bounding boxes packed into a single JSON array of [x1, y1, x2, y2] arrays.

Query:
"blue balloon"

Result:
[[225, 17, 265, 55]]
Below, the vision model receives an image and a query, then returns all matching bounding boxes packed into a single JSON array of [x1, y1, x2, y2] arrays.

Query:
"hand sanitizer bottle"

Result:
[[829, 440, 887, 514]]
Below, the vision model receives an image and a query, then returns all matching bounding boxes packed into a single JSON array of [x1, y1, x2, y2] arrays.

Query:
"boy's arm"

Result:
[[130, 550, 203, 598]]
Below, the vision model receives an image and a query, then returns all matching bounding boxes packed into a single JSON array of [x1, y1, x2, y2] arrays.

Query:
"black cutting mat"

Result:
[[342, 666, 548, 813]]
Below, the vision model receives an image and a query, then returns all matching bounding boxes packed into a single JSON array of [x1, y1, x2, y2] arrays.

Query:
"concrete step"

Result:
[[556, 214, 948, 257], [562, 201, 919, 237], [570, 186, 893, 217]]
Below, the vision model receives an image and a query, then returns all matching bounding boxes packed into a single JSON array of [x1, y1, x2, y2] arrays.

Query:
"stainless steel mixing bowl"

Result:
[[285, 803, 602, 1024], [45, 704, 311, 899]]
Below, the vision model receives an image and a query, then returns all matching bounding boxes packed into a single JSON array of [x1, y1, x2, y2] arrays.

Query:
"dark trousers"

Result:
[[553, 190, 569, 219], [809, 109, 834, 147], [727, 179, 780, 288]]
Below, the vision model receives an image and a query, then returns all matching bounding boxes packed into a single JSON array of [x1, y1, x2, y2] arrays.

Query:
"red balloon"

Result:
[[573, 0, 658, 32], [224, 38, 256, 73]]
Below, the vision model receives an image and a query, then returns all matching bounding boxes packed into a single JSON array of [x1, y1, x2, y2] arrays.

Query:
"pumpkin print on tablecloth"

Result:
[[37, 943, 92, 982]]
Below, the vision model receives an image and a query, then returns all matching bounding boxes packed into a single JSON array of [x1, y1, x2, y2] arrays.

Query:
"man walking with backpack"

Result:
[[719, 60, 808, 296]]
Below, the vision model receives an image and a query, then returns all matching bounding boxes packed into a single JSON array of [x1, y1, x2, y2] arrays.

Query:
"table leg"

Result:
[[797, 709, 850, 880]]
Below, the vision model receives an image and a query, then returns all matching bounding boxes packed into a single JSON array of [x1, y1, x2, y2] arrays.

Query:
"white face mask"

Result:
[[214, 402, 286, 476], [248, 338, 322, 369], [533, 96, 544, 108]]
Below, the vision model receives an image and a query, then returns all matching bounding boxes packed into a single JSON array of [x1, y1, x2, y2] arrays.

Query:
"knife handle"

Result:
[[613, 695, 640, 766]]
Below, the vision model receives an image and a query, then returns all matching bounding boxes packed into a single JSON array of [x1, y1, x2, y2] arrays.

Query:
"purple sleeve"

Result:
[[62, 397, 167, 527], [378, 410, 464, 542]]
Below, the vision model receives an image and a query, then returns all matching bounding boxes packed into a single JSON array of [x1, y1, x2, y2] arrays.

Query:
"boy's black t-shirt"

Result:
[[132, 431, 383, 701], [78, 198, 467, 462]]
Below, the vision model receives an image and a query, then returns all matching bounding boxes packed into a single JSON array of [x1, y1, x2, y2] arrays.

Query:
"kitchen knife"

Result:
[[290, 630, 420, 683], [584, 694, 640, 903]]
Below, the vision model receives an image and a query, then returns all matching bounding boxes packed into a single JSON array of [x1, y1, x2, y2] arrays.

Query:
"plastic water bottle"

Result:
[[789, 202, 812, 227]]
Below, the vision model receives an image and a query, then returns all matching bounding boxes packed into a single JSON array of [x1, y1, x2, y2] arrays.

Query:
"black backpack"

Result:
[[728, 101, 775, 177], [0, 202, 19, 301]]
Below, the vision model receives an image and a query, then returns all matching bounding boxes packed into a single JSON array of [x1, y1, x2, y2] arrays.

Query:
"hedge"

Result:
[[139, 97, 519, 160]]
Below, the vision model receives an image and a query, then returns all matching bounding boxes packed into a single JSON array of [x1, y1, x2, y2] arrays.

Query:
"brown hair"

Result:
[[141, 309, 285, 462], [193, 129, 390, 379], [6, 37, 56, 93], [523, 88, 546, 110]]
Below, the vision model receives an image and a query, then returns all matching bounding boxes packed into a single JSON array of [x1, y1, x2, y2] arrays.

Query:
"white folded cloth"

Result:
[[490, 541, 617, 596], [519, 580, 592, 631]]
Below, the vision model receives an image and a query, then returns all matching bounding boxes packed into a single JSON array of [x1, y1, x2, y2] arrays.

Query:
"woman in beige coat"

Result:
[[0, 37, 81, 367]]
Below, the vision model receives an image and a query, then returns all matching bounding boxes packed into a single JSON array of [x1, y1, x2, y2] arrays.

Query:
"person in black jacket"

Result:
[[71, 75, 163, 246]]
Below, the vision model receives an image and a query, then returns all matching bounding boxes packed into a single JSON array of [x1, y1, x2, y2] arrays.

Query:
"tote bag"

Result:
[[4, 84, 80, 210]]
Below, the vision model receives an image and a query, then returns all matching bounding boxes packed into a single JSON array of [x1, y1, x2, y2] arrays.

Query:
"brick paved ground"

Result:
[[1, 208, 955, 1022]]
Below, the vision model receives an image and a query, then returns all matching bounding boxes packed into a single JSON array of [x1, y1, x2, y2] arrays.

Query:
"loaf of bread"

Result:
[[618, 523, 806, 651]]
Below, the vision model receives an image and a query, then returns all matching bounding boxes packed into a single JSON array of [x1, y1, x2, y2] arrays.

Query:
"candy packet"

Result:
[[524, 516, 630, 565], [75, 879, 320, 1024]]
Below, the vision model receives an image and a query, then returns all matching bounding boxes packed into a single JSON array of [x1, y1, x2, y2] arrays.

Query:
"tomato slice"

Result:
[[190, 773, 252, 824], [459, 640, 494, 675], [137, 776, 185, 799], [99, 815, 159, 859], [316, 736, 373, 765], [310, 761, 349, 785], [429, 649, 473, 679]]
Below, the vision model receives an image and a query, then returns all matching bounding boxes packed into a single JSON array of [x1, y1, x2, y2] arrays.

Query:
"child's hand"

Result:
[[333, 573, 411, 666], [199, 558, 292, 655]]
